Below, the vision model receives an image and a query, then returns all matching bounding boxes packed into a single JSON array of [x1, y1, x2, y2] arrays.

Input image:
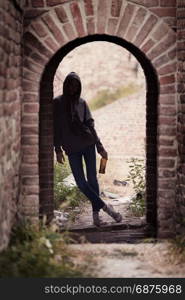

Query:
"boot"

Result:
[[103, 204, 122, 222], [93, 211, 104, 227]]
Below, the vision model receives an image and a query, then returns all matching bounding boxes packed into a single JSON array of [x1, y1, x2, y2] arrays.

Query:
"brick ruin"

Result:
[[0, 0, 185, 249]]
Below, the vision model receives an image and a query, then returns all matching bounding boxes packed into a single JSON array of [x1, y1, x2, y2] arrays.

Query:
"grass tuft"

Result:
[[89, 83, 141, 111]]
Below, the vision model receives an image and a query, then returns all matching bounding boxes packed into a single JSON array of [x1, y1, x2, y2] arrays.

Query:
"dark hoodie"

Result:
[[53, 72, 105, 155]]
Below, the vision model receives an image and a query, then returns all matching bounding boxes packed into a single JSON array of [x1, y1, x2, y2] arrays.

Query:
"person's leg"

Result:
[[83, 144, 100, 196], [68, 150, 105, 212], [83, 145, 122, 223]]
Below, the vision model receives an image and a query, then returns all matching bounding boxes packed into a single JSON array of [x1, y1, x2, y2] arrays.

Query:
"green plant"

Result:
[[126, 157, 146, 217], [89, 83, 141, 111], [54, 160, 87, 224], [54, 160, 85, 208], [0, 221, 90, 278]]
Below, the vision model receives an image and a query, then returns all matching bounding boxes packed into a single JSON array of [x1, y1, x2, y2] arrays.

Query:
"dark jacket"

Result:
[[53, 72, 105, 155]]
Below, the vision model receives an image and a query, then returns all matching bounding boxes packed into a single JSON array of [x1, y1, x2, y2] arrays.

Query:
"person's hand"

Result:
[[99, 149, 108, 160], [56, 152, 65, 164]]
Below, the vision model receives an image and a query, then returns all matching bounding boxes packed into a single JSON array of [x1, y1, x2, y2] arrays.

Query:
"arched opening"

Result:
[[39, 34, 159, 236]]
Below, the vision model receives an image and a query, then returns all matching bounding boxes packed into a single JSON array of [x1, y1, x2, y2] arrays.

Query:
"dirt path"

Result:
[[93, 89, 146, 197], [69, 242, 185, 278]]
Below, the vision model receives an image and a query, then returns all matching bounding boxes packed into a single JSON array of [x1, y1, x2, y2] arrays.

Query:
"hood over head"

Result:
[[63, 72, 81, 102]]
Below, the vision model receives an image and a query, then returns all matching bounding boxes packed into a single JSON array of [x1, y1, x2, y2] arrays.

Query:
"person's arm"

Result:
[[84, 102, 108, 159]]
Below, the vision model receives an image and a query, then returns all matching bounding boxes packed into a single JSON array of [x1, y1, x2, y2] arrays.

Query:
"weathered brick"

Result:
[[177, 29, 185, 39], [30, 52, 47, 66], [178, 83, 185, 93], [168, 48, 176, 60], [4, 103, 14, 115], [158, 190, 176, 199], [150, 8, 176, 17], [159, 159, 175, 168], [42, 14, 66, 45], [117, 3, 136, 37], [148, 32, 176, 60], [159, 148, 177, 157], [125, 7, 147, 42], [177, 41, 185, 50], [23, 70, 40, 82], [160, 84, 176, 94], [21, 164, 38, 175], [86, 17, 95, 35], [165, 17, 176, 28], [177, 0, 185, 8], [153, 54, 169, 68], [24, 32, 52, 58], [159, 126, 176, 136], [23, 195, 39, 206], [159, 169, 176, 177], [55, 6, 68, 23], [23, 58, 39, 74], [22, 176, 39, 186], [160, 0, 176, 7], [23, 80, 38, 92], [22, 146, 39, 155], [134, 15, 158, 47], [63, 23, 76, 40], [159, 116, 176, 126], [22, 126, 39, 135], [23, 103, 39, 113], [129, 0, 159, 7], [44, 36, 59, 52], [111, 0, 122, 17], [160, 74, 175, 85], [180, 94, 185, 103], [181, 104, 185, 113], [177, 72, 185, 82], [25, 186, 39, 195], [97, 0, 108, 34], [158, 179, 176, 189], [107, 18, 118, 35], [158, 62, 177, 75], [21, 136, 38, 146], [159, 94, 176, 105], [31, 21, 48, 38], [141, 39, 155, 53], [22, 154, 39, 164], [159, 138, 174, 146], [24, 9, 48, 20], [23, 93, 38, 103], [177, 8, 185, 18], [178, 50, 185, 61], [152, 22, 169, 41], [70, 2, 85, 37], [84, 0, 94, 16], [31, 0, 44, 7], [46, 0, 67, 6]]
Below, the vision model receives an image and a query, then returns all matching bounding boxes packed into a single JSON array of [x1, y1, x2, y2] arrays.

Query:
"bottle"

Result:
[[99, 158, 107, 174]]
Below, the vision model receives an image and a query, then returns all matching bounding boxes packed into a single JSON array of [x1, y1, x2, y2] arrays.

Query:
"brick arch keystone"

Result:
[[22, 0, 177, 238]]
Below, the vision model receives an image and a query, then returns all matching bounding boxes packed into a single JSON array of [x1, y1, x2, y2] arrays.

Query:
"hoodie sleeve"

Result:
[[84, 101, 105, 154], [53, 97, 63, 153]]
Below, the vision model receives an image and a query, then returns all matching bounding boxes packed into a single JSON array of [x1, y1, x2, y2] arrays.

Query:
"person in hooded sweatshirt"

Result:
[[53, 72, 122, 226]]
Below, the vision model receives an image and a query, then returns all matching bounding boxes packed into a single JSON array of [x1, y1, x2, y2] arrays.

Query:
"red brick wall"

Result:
[[1, 0, 183, 251], [21, 0, 177, 237], [0, 0, 23, 250], [176, 0, 185, 235]]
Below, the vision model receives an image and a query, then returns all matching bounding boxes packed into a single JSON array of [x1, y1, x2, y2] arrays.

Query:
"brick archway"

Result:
[[22, 0, 176, 237]]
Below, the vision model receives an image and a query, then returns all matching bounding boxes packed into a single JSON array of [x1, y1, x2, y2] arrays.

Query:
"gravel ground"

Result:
[[69, 242, 185, 278]]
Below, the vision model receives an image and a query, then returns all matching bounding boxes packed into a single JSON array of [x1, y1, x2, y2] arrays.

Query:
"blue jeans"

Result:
[[68, 144, 105, 212]]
